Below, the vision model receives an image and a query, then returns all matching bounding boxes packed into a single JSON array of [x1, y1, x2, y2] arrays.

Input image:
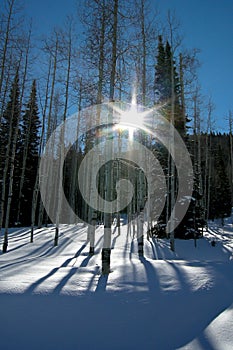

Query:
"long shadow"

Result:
[[25, 244, 87, 294], [26, 266, 60, 294], [139, 256, 160, 293], [0, 236, 76, 272], [60, 244, 87, 267], [0, 242, 28, 254], [149, 240, 159, 260], [0, 245, 54, 271], [95, 274, 109, 292], [80, 254, 93, 267], [53, 267, 78, 294], [166, 260, 191, 293], [25, 235, 103, 294], [86, 266, 101, 292], [111, 233, 120, 249]]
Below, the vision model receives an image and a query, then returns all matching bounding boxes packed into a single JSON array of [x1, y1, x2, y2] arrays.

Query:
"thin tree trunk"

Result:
[[0, 0, 15, 95], [16, 28, 32, 224], [37, 57, 52, 228], [141, 0, 146, 106], [204, 100, 213, 225], [168, 14, 175, 252], [69, 79, 82, 223], [54, 28, 72, 246], [30, 76, 49, 241], [102, 0, 118, 273], [0, 69, 20, 236], [229, 110, 233, 201], [42, 38, 58, 228], [109, 0, 118, 102], [3, 49, 28, 252], [97, 0, 106, 106]]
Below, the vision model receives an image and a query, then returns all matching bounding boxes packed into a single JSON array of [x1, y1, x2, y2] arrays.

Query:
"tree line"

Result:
[[0, 0, 232, 255]]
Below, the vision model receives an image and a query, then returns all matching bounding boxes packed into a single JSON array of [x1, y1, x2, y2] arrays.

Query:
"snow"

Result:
[[0, 218, 233, 350]]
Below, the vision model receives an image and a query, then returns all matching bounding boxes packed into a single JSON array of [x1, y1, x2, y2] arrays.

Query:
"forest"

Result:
[[0, 0, 232, 255]]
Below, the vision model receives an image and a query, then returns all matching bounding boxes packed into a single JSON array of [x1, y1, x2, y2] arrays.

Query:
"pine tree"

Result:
[[153, 35, 204, 242], [16, 80, 41, 226], [154, 35, 166, 103], [0, 71, 20, 233], [210, 145, 232, 224]]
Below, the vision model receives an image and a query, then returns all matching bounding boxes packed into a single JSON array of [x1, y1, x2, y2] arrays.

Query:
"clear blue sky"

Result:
[[24, 0, 233, 132]]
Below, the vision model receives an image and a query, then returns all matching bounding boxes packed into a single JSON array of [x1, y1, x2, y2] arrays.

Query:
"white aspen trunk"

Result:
[[54, 125, 65, 246], [137, 168, 144, 256], [102, 160, 112, 274], [229, 111, 233, 200], [37, 58, 52, 228], [179, 53, 186, 135], [140, 0, 146, 106], [204, 100, 213, 225], [197, 105, 203, 238], [30, 174, 39, 243], [116, 135, 122, 235], [41, 41, 58, 228], [193, 89, 202, 246], [0, 56, 13, 125], [102, 0, 118, 274], [0, 87, 16, 232], [97, 0, 106, 106], [88, 150, 98, 255], [16, 29, 32, 224], [3, 52, 28, 252], [0, 72, 19, 250], [168, 16, 175, 252], [109, 0, 118, 102], [54, 27, 72, 246], [0, 0, 15, 95], [69, 79, 82, 224]]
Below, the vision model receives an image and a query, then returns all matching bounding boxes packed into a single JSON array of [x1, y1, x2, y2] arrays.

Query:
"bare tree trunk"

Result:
[[192, 87, 202, 246], [101, 0, 118, 273], [54, 26, 72, 246], [137, 168, 144, 256], [30, 74, 50, 241], [37, 57, 52, 228], [179, 53, 186, 135], [69, 79, 82, 223], [109, 0, 118, 102], [15, 28, 32, 224], [140, 0, 146, 106], [0, 68, 20, 238], [204, 99, 213, 225], [0, 0, 15, 95], [168, 13, 175, 252], [42, 36, 59, 229], [97, 0, 106, 106], [229, 110, 233, 201], [0, 53, 13, 125], [3, 48, 29, 252]]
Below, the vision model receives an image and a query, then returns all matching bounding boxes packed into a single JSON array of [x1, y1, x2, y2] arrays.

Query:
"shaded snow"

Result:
[[0, 219, 233, 350]]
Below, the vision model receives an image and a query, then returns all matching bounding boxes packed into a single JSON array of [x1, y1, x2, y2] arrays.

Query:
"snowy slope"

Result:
[[0, 219, 233, 350]]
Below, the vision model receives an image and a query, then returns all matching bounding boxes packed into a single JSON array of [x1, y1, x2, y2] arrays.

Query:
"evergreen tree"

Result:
[[152, 35, 204, 241], [15, 79, 41, 226], [0, 71, 20, 231], [154, 35, 166, 103], [154, 36, 184, 133], [210, 145, 232, 224]]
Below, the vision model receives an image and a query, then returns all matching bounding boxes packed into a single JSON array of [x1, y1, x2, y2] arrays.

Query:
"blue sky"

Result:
[[24, 0, 233, 132]]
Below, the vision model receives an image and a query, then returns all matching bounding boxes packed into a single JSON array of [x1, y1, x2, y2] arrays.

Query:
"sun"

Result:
[[112, 93, 150, 140]]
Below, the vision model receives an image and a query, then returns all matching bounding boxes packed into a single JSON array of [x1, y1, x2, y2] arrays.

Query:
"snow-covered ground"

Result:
[[0, 217, 233, 350]]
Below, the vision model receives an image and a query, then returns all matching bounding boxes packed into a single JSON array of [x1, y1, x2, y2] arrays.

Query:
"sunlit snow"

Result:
[[0, 216, 233, 350]]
